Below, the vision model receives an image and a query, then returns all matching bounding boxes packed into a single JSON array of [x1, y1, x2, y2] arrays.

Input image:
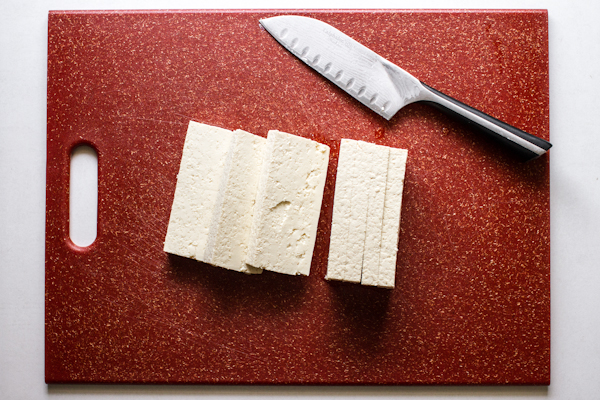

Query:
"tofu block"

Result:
[[325, 139, 407, 288], [246, 130, 330, 276], [164, 121, 233, 259], [203, 130, 265, 274]]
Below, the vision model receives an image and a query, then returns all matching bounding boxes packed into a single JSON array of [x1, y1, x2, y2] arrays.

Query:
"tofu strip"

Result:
[[360, 143, 390, 286], [376, 147, 408, 288], [325, 139, 370, 283]]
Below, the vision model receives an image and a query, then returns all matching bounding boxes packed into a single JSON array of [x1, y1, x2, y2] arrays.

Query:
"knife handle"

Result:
[[420, 82, 551, 161]]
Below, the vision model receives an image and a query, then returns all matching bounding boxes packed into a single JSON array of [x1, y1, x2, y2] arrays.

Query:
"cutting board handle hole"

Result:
[[70, 144, 98, 247]]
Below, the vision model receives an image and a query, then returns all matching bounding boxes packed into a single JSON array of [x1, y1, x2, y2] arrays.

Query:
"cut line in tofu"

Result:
[[246, 130, 330, 276], [164, 121, 234, 259], [325, 139, 408, 288], [203, 130, 265, 274]]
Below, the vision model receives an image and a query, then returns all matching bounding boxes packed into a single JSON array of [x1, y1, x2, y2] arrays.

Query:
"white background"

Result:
[[2, 0, 600, 399]]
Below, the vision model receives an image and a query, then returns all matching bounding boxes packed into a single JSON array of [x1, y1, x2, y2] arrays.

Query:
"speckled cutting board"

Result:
[[46, 10, 550, 384]]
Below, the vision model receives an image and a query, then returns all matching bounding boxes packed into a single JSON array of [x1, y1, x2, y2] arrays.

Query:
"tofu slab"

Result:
[[164, 121, 234, 259], [246, 130, 330, 276], [326, 139, 408, 288], [203, 130, 265, 274]]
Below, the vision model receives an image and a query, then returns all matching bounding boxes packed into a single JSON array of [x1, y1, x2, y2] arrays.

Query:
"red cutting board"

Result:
[[46, 10, 550, 384]]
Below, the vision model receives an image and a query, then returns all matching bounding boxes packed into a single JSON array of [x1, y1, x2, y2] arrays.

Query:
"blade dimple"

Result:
[[290, 37, 298, 48], [324, 63, 332, 74], [346, 78, 355, 89], [312, 54, 321, 65], [280, 28, 289, 38], [370, 94, 378, 104], [335, 70, 343, 81], [301, 46, 309, 57], [358, 86, 366, 96]]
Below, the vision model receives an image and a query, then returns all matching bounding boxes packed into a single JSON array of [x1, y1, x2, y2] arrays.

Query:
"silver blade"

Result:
[[260, 15, 425, 120]]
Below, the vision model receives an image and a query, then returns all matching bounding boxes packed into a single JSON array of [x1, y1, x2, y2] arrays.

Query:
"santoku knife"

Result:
[[259, 15, 552, 161]]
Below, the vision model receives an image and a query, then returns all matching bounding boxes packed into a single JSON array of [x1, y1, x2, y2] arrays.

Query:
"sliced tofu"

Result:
[[325, 139, 408, 288], [164, 121, 233, 259], [246, 130, 330, 276], [359, 143, 390, 287], [203, 130, 265, 274], [377, 147, 408, 288], [325, 140, 371, 283]]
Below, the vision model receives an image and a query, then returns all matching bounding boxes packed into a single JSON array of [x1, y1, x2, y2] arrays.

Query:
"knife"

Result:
[[259, 15, 552, 161]]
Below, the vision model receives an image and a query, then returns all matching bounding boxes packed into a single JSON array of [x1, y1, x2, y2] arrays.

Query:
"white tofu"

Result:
[[325, 139, 407, 288], [360, 143, 390, 286], [203, 130, 265, 274], [377, 147, 408, 288], [164, 121, 234, 259], [325, 140, 371, 283], [246, 130, 330, 276]]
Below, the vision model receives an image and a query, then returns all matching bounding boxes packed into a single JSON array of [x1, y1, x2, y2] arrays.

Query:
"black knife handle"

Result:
[[420, 82, 551, 161]]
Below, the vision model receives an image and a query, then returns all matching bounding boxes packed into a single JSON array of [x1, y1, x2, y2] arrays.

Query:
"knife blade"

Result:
[[259, 15, 552, 161]]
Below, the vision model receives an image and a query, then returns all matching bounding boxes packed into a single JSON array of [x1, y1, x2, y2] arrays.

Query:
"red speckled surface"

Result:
[[46, 10, 550, 384]]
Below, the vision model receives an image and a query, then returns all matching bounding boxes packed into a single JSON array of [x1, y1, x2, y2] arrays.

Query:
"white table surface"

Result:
[[2, 0, 600, 399]]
